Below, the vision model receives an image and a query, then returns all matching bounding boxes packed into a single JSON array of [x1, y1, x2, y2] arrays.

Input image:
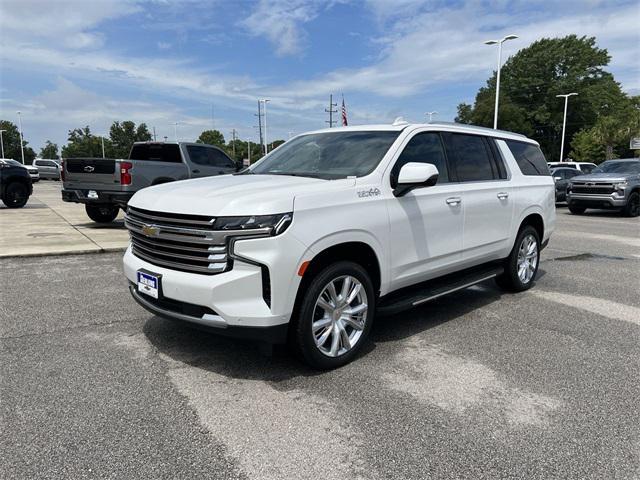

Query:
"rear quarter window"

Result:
[[506, 140, 550, 176]]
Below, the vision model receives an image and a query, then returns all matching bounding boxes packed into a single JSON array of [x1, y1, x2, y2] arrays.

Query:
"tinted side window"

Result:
[[391, 132, 448, 185], [566, 169, 580, 178], [505, 140, 549, 176], [187, 145, 210, 165], [130, 144, 182, 163], [447, 134, 496, 182], [43, 160, 57, 167], [208, 148, 235, 168], [580, 164, 595, 173]]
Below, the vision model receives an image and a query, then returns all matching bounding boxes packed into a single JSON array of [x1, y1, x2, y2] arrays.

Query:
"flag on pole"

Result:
[[341, 95, 348, 126]]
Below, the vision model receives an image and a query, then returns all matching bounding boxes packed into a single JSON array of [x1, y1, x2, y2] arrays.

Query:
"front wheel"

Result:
[[290, 261, 375, 369], [2, 182, 29, 208], [496, 225, 540, 292], [622, 191, 639, 217], [85, 204, 119, 223]]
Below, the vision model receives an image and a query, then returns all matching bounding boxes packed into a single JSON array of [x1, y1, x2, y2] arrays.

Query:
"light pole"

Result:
[[484, 34, 518, 129], [100, 135, 106, 158], [556, 92, 578, 162], [16, 111, 25, 164], [425, 111, 438, 123], [261, 99, 270, 154], [0, 129, 6, 158], [173, 122, 179, 141]]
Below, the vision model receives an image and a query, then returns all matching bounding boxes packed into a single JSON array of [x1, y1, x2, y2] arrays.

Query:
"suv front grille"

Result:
[[125, 206, 229, 275], [571, 182, 615, 195]]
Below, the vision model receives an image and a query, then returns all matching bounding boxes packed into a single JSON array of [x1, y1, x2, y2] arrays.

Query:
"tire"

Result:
[[568, 205, 586, 215], [290, 261, 375, 369], [85, 204, 119, 223], [2, 182, 29, 208], [622, 191, 640, 217], [496, 225, 540, 292]]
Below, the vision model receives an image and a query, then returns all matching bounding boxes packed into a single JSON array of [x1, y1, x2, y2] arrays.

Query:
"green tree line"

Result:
[[456, 35, 640, 162]]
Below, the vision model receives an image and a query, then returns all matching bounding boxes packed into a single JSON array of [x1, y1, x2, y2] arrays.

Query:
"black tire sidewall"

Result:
[[499, 225, 540, 292], [85, 204, 119, 223], [293, 261, 375, 370], [568, 205, 586, 214], [3, 182, 28, 208], [623, 192, 639, 217]]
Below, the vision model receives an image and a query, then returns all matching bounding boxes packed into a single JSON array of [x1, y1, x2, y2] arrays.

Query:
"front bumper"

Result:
[[62, 188, 134, 206], [566, 192, 627, 209]]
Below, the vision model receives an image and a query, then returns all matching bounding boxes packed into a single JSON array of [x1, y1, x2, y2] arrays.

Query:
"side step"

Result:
[[377, 263, 504, 316]]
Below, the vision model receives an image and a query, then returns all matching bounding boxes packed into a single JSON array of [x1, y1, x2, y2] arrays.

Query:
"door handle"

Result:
[[192, 169, 200, 174], [446, 197, 461, 206], [497, 192, 509, 200]]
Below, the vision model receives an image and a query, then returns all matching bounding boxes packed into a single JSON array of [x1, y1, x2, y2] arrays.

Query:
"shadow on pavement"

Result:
[[76, 219, 126, 229], [143, 278, 519, 382]]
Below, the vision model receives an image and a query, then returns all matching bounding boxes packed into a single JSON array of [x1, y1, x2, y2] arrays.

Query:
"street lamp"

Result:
[[99, 135, 106, 159], [261, 99, 270, 154], [556, 92, 578, 162], [173, 122, 179, 141], [16, 111, 25, 164], [484, 34, 518, 129], [425, 111, 438, 123], [0, 129, 6, 158]]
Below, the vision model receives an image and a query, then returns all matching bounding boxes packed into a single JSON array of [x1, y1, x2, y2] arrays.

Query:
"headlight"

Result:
[[214, 213, 292, 235], [614, 181, 628, 190]]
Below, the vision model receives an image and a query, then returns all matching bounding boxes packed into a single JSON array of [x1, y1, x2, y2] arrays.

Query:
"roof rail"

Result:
[[426, 121, 528, 138]]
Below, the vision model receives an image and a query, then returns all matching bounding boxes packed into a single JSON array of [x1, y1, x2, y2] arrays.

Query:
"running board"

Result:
[[377, 263, 504, 316]]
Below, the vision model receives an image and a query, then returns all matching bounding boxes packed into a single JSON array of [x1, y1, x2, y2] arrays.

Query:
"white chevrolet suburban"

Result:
[[123, 121, 555, 369]]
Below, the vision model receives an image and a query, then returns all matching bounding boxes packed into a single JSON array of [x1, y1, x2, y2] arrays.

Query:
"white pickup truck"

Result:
[[123, 121, 555, 369]]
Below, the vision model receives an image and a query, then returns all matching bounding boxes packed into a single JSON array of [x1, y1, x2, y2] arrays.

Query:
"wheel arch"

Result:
[[519, 212, 544, 241]]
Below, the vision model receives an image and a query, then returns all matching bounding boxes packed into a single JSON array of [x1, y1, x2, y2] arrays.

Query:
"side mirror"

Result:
[[394, 162, 439, 197]]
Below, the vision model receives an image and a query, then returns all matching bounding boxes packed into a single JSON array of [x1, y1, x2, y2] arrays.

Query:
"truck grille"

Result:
[[125, 206, 229, 275], [571, 182, 615, 195]]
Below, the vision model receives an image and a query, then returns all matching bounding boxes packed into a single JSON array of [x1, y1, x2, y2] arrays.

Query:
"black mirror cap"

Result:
[[393, 173, 438, 197]]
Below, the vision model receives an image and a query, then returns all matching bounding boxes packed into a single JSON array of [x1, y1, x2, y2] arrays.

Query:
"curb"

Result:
[[0, 246, 128, 260]]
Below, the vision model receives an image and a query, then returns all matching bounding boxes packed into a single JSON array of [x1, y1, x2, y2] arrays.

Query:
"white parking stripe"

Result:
[[531, 290, 640, 326]]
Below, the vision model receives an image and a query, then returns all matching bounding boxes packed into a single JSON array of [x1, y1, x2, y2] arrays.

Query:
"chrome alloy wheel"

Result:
[[517, 234, 538, 284], [312, 275, 368, 357]]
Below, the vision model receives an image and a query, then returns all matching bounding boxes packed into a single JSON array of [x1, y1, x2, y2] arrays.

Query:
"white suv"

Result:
[[123, 122, 555, 369]]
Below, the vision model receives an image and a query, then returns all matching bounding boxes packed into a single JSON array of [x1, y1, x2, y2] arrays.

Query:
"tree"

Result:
[[456, 35, 634, 161], [61, 126, 109, 158], [109, 121, 152, 158], [570, 128, 605, 162], [40, 140, 59, 159], [197, 130, 225, 148], [0, 120, 36, 163]]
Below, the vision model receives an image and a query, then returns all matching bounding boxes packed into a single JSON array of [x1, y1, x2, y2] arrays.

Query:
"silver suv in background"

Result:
[[567, 159, 640, 217], [33, 158, 61, 180]]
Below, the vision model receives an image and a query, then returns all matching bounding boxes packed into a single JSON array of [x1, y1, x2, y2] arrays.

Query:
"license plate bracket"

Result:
[[137, 270, 162, 299]]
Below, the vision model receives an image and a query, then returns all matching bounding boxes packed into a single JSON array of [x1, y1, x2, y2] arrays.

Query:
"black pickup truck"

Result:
[[1, 159, 33, 208], [62, 141, 240, 222]]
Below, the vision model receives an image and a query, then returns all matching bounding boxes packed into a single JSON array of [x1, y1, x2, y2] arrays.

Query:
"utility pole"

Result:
[[325, 94, 338, 128], [230, 128, 237, 158], [262, 99, 270, 154], [0, 129, 6, 158], [16, 111, 25, 164], [255, 100, 264, 156]]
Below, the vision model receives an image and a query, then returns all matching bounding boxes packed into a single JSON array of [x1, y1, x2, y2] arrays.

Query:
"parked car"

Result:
[[567, 158, 640, 217], [33, 158, 61, 180], [62, 142, 241, 223], [547, 161, 597, 173], [122, 122, 555, 369], [0, 159, 33, 208], [1, 158, 39, 182], [550, 167, 582, 202]]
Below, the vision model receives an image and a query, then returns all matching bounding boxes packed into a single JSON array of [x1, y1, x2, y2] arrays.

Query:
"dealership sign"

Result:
[[631, 137, 640, 150]]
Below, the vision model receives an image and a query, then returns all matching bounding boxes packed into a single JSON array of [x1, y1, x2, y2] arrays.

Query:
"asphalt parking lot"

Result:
[[1, 209, 639, 479]]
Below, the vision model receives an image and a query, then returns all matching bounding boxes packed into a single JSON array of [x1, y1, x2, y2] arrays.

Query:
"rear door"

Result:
[[184, 145, 237, 177], [442, 132, 513, 262]]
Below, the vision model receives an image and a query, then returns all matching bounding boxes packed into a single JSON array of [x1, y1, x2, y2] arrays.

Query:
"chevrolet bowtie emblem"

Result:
[[142, 224, 159, 237], [84, 165, 95, 173]]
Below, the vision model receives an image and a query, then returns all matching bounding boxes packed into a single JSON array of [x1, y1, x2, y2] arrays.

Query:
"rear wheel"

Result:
[[2, 181, 29, 208], [622, 191, 639, 217], [290, 261, 375, 369], [85, 204, 119, 223], [568, 205, 586, 215], [496, 225, 540, 292]]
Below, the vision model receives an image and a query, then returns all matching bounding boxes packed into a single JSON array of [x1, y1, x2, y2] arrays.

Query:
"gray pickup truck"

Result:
[[567, 158, 640, 217], [62, 141, 240, 222]]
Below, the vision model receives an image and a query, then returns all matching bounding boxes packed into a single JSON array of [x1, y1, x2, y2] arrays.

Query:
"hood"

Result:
[[129, 173, 356, 216], [571, 172, 634, 182]]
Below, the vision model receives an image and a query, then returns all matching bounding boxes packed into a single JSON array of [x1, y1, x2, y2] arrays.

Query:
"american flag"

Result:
[[341, 95, 348, 126]]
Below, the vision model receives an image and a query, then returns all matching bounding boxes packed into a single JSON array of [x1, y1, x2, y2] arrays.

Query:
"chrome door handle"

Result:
[[497, 192, 509, 200], [446, 197, 461, 206]]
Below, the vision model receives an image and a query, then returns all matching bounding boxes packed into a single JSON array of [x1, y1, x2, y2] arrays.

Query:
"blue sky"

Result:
[[0, 0, 638, 153]]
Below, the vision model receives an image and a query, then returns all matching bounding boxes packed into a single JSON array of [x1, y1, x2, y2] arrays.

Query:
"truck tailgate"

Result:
[[64, 158, 121, 190]]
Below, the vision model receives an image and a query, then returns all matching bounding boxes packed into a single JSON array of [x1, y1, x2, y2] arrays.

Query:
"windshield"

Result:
[[5, 159, 22, 166], [593, 161, 640, 174], [250, 131, 400, 179]]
